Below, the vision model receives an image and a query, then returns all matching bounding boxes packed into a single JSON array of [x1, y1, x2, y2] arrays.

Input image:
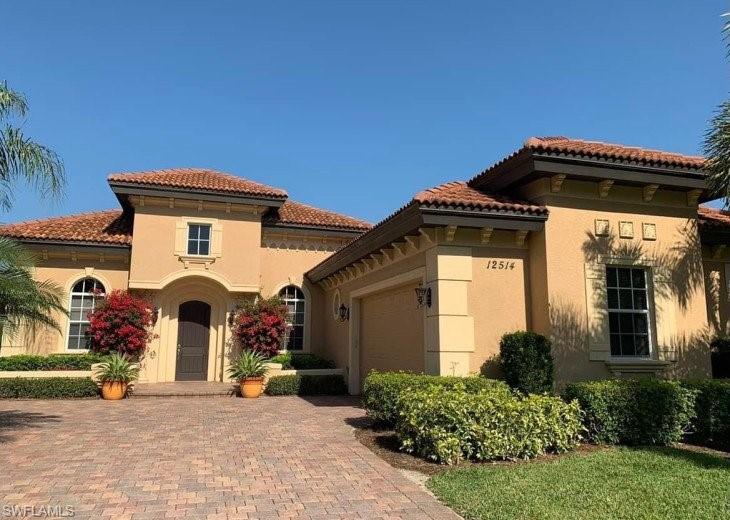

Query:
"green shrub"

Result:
[[681, 379, 730, 449], [499, 331, 554, 394], [563, 379, 697, 445], [268, 352, 335, 370], [0, 353, 108, 371], [0, 377, 99, 398], [396, 384, 582, 465], [264, 374, 347, 396], [362, 371, 511, 425]]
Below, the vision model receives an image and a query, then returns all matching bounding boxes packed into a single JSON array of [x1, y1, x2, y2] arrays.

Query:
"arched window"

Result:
[[67, 278, 105, 350], [278, 285, 305, 351]]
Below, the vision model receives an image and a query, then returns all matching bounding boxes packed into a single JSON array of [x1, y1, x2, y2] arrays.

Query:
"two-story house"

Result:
[[2, 137, 728, 392]]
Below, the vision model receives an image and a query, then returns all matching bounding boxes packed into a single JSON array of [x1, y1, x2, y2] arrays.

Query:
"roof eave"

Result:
[[306, 203, 546, 283], [699, 226, 730, 247], [109, 182, 287, 208], [470, 151, 709, 200], [262, 222, 369, 238], [5, 238, 131, 250]]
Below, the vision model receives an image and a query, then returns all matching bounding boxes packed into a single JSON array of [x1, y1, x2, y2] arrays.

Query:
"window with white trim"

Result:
[[67, 278, 105, 350], [279, 285, 305, 351], [187, 224, 211, 256], [606, 266, 651, 357]]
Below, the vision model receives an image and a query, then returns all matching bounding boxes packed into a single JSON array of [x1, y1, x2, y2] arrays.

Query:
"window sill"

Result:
[[605, 358, 673, 377], [178, 255, 217, 270]]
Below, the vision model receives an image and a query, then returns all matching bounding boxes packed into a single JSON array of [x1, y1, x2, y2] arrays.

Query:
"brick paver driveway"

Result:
[[0, 396, 459, 520]]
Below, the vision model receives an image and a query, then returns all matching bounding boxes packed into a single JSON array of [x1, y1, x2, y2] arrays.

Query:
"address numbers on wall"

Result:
[[486, 260, 516, 270]]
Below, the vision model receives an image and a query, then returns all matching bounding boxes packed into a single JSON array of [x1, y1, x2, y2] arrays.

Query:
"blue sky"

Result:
[[2, 1, 728, 224]]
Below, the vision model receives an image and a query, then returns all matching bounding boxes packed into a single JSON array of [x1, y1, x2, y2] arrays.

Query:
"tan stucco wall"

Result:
[[470, 246, 530, 377], [260, 247, 332, 296], [519, 178, 712, 383], [0, 254, 129, 356], [128, 206, 262, 292]]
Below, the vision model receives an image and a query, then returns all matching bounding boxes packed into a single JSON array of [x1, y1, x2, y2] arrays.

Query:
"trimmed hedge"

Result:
[[563, 379, 696, 445], [681, 379, 730, 449], [500, 331, 554, 394], [362, 371, 511, 425], [0, 377, 99, 398], [264, 374, 347, 396], [0, 353, 108, 371], [396, 384, 582, 464], [267, 352, 335, 370]]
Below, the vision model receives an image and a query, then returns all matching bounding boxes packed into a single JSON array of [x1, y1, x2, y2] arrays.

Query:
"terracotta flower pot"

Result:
[[240, 377, 264, 398], [101, 381, 128, 400]]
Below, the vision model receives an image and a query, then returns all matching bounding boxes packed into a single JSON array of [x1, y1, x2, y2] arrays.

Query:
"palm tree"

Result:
[[0, 237, 66, 345], [0, 81, 65, 209], [704, 14, 730, 204], [0, 82, 67, 346]]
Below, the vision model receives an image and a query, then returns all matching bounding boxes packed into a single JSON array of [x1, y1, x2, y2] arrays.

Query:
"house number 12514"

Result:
[[487, 260, 515, 270]]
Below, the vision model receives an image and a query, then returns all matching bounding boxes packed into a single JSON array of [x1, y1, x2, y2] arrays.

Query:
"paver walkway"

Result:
[[0, 396, 459, 520]]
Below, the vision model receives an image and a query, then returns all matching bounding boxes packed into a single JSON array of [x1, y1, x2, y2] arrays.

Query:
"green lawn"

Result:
[[427, 447, 730, 520]]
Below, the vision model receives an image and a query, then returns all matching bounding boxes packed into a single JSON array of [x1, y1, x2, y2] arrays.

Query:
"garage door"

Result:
[[359, 282, 424, 384]]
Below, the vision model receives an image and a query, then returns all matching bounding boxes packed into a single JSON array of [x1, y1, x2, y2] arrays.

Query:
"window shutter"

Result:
[[174, 223, 187, 256], [651, 265, 677, 361], [211, 223, 223, 257], [584, 261, 610, 361]]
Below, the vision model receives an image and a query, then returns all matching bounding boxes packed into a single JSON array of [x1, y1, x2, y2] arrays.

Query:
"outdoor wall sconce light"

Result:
[[415, 286, 432, 308], [338, 303, 350, 322]]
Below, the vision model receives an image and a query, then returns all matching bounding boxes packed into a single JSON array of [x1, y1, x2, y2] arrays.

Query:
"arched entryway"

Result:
[[138, 275, 233, 383], [175, 300, 212, 381]]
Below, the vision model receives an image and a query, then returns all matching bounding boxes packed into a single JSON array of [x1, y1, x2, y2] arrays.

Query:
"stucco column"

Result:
[[424, 245, 474, 376], [222, 308, 235, 382]]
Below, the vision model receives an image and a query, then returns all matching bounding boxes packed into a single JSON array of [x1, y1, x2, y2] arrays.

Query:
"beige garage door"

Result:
[[359, 282, 424, 384]]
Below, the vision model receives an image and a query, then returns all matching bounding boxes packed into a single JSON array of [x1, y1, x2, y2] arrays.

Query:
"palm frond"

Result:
[[703, 99, 730, 204], [0, 81, 28, 119], [0, 236, 36, 269], [0, 238, 67, 339], [0, 125, 65, 209]]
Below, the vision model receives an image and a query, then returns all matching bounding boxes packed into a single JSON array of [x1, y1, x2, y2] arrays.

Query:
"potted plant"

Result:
[[227, 350, 268, 398], [97, 353, 139, 400]]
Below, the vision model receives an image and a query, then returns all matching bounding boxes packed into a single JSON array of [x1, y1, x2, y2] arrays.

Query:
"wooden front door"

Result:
[[175, 300, 211, 381]]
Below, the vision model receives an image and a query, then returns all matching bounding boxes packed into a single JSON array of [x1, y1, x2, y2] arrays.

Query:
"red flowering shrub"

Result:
[[87, 290, 156, 357], [231, 297, 288, 357]]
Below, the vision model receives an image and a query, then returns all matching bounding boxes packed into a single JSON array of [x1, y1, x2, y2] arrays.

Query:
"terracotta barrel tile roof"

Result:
[[306, 181, 547, 281], [698, 206, 730, 229], [469, 136, 706, 188], [524, 136, 706, 169], [108, 168, 288, 199], [414, 181, 547, 215], [265, 200, 372, 231], [0, 210, 132, 246]]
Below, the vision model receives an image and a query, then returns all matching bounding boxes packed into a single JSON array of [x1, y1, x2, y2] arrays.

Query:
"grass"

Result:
[[427, 447, 730, 520]]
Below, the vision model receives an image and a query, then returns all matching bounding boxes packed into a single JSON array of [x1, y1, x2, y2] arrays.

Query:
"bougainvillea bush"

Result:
[[87, 290, 156, 358], [231, 296, 288, 357]]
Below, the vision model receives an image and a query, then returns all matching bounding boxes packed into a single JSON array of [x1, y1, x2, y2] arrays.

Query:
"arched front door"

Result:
[[175, 300, 211, 381]]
